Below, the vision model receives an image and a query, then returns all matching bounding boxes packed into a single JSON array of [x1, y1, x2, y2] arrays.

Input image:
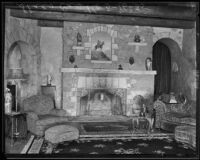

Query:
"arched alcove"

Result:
[[6, 40, 39, 109], [152, 38, 182, 98]]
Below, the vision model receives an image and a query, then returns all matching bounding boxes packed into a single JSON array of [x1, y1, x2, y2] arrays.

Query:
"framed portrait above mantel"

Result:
[[85, 26, 119, 63], [91, 32, 112, 63]]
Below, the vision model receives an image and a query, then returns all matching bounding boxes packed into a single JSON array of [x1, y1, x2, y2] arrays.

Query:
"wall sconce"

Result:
[[69, 55, 75, 64], [129, 57, 134, 65]]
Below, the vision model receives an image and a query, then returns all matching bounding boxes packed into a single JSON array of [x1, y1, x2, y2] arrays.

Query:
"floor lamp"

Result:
[[7, 68, 26, 137]]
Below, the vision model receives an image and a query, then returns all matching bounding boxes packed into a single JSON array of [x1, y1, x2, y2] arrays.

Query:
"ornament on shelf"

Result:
[[134, 34, 141, 43], [145, 57, 152, 70], [118, 64, 123, 70], [77, 32, 82, 46], [47, 74, 53, 86]]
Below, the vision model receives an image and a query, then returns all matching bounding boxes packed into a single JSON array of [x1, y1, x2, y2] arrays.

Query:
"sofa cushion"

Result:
[[23, 95, 54, 115], [162, 112, 191, 124], [26, 111, 39, 120]]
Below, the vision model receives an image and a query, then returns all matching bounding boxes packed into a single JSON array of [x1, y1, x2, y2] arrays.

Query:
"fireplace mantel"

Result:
[[61, 68, 157, 75]]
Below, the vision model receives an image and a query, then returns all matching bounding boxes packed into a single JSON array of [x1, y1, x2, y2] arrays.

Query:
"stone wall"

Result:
[[40, 27, 63, 108], [181, 28, 196, 101], [63, 22, 183, 70]]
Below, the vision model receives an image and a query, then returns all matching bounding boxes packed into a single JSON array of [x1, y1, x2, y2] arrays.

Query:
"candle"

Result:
[[100, 93, 104, 101]]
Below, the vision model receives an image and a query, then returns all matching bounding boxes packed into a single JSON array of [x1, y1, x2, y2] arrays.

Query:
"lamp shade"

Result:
[[7, 68, 26, 80]]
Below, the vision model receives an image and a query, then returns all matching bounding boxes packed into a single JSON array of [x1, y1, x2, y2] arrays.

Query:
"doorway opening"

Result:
[[152, 38, 182, 100], [152, 41, 171, 99]]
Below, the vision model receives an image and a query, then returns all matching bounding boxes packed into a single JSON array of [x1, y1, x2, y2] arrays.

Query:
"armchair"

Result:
[[153, 93, 196, 132], [23, 95, 69, 136]]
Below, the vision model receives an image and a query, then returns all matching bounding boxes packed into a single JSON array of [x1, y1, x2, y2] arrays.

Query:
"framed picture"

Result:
[[91, 32, 112, 62]]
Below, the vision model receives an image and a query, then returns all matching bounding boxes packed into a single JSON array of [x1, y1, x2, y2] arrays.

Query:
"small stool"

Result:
[[175, 125, 196, 148], [45, 125, 79, 144]]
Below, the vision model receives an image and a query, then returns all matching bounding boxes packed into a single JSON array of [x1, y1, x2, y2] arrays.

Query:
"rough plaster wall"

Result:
[[20, 42, 38, 101], [180, 28, 196, 101], [40, 27, 62, 108], [4, 9, 41, 108]]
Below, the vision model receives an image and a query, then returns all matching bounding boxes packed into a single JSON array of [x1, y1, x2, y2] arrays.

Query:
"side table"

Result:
[[5, 112, 27, 147], [131, 116, 151, 133], [41, 85, 56, 107]]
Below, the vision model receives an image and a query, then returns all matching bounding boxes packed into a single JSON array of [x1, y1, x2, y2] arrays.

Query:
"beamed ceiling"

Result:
[[7, 2, 198, 29]]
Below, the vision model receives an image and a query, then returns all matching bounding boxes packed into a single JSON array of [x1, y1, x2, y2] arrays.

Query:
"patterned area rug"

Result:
[[80, 122, 132, 134], [40, 137, 196, 157]]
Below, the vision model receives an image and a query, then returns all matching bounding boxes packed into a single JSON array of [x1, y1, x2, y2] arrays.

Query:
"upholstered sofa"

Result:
[[23, 95, 69, 136], [153, 93, 196, 132]]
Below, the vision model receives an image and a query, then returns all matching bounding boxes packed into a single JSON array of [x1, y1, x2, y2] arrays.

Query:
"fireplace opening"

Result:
[[80, 89, 123, 116]]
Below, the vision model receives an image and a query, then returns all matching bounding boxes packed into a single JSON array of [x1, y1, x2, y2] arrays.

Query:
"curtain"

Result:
[[153, 41, 171, 99]]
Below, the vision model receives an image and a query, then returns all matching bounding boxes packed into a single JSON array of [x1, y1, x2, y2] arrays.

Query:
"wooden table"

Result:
[[5, 112, 27, 147]]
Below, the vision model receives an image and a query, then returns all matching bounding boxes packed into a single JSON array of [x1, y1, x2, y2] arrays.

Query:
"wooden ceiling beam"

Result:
[[38, 20, 63, 27], [10, 9, 195, 29], [8, 5, 197, 21]]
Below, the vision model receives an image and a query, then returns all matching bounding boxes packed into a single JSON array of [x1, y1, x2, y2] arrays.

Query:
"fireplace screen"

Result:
[[80, 89, 125, 116]]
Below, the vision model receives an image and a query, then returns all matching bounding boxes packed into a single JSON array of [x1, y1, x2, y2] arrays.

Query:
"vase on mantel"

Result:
[[47, 75, 52, 86]]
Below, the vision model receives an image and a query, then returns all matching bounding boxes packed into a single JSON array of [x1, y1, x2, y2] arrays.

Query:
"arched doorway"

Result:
[[152, 41, 171, 99], [152, 38, 182, 99]]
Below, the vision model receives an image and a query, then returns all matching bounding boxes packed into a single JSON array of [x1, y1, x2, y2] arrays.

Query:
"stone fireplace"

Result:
[[61, 68, 156, 116], [79, 88, 126, 116]]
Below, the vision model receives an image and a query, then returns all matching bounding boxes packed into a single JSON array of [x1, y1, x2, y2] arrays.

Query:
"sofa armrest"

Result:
[[153, 100, 167, 129], [180, 117, 196, 126], [153, 100, 167, 116], [49, 108, 66, 116], [25, 111, 39, 120]]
